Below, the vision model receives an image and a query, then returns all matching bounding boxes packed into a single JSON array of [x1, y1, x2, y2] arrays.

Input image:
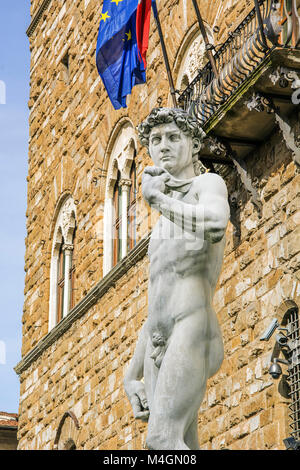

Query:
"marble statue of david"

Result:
[[124, 108, 230, 450]]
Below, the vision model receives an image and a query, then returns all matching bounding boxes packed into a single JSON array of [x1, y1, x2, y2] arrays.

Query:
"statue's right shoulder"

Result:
[[193, 172, 228, 198]]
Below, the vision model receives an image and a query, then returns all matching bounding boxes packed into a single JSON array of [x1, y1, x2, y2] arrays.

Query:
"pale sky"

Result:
[[0, 1, 30, 413]]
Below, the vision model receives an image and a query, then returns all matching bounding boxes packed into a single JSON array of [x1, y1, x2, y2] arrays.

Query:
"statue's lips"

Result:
[[161, 155, 173, 161]]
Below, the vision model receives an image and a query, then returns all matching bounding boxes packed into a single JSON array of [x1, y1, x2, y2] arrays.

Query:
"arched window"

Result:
[[49, 196, 76, 331], [173, 25, 214, 174], [103, 122, 138, 276], [54, 411, 80, 450], [128, 158, 137, 252], [174, 24, 215, 92]]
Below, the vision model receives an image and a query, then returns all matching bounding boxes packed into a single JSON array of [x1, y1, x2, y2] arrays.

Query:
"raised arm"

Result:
[[142, 167, 230, 244]]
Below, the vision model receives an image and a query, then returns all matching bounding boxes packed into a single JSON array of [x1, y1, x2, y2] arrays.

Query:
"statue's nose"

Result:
[[160, 136, 171, 152]]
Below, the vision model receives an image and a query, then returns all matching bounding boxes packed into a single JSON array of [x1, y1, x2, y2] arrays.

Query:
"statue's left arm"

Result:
[[143, 168, 230, 243]]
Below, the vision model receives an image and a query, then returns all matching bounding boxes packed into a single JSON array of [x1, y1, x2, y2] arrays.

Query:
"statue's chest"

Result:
[[148, 189, 199, 258], [168, 188, 198, 204]]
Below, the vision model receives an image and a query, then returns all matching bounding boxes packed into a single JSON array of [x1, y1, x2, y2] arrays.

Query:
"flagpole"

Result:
[[191, 0, 219, 78], [151, 1, 178, 107]]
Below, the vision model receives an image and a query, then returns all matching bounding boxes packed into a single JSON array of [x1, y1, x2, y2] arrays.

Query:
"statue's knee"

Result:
[[146, 430, 165, 450], [147, 428, 183, 450], [146, 433, 158, 450]]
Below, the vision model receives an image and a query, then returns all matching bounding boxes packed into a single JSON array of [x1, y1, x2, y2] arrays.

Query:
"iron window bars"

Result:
[[287, 308, 300, 441]]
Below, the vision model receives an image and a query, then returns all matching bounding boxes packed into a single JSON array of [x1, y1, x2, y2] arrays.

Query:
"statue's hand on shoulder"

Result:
[[124, 379, 150, 422], [142, 166, 169, 206]]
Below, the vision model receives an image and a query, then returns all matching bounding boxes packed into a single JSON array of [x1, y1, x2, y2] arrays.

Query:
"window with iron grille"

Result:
[[286, 308, 300, 440]]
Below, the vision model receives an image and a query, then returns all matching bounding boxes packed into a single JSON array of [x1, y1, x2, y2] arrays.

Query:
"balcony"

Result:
[[178, 0, 300, 176]]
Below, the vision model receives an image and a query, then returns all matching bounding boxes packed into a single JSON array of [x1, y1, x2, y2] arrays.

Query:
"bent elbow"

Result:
[[210, 232, 225, 244], [207, 226, 226, 244], [204, 208, 229, 244]]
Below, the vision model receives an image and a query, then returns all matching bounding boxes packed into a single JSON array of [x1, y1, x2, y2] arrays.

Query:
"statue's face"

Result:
[[149, 122, 198, 177]]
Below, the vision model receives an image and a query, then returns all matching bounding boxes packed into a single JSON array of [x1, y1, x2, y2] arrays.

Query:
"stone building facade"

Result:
[[15, 0, 300, 450]]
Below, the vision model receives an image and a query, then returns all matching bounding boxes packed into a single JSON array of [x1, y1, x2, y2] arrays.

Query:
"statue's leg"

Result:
[[143, 337, 159, 413], [146, 311, 209, 450], [184, 415, 201, 450], [207, 309, 224, 378]]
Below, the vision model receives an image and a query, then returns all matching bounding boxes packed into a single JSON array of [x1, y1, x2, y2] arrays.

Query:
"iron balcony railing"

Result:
[[178, 0, 300, 126]]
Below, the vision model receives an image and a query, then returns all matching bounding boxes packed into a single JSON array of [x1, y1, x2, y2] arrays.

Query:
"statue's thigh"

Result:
[[150, 314, 208, 424], [144, 339, 159, 411]]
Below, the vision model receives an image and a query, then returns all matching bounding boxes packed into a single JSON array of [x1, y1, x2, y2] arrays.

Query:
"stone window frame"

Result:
[[128, 158, 138, 253], [103, 121, 138, 277], [49, 195, 77, 331], [53, 410, 80, 450]]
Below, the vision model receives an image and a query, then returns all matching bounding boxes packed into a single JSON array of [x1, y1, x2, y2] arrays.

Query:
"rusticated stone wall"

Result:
[[22, 0, 255, 354], [17, 0, 300, 450], [199, 129, 300, 450]]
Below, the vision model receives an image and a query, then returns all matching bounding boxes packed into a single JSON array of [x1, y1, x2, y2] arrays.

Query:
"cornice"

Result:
[[26, 0, 52, 38], [14, 234, 150, 376]]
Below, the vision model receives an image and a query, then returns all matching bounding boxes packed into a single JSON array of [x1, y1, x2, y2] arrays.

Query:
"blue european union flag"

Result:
[[96, 0, 146, 110]]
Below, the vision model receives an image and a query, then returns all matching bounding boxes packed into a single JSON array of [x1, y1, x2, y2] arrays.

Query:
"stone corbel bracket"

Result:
[[206, 135, 262, 236], [275, 113, 300, 168], [246, 89, 300, 169], [208, 135, 262, 218], [246, 84, 300, 168], [270, 67, 300, 168], [228, 192, 241, 239]]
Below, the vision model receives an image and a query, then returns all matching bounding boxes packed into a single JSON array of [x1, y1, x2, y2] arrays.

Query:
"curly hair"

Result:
[[137, 107, 206, 176], [137, 107, 206, 149]]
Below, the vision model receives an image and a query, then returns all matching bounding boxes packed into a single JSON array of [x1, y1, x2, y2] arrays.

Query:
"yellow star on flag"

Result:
[[100, 11, 110, 22], [125, 30, 132, 41], [111, 0, 123, 5]]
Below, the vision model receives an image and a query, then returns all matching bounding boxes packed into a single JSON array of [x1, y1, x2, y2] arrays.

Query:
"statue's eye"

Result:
[[169, 134, 180, 142], [151, 137, 161, 145]]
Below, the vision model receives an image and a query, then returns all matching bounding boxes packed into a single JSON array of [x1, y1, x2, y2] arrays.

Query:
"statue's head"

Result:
[[137, 108, 206, 177]]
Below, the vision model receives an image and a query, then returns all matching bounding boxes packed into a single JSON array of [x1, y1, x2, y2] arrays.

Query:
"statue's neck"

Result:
[[168, 167, 196, 180], [165, 174, 195, 194]]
